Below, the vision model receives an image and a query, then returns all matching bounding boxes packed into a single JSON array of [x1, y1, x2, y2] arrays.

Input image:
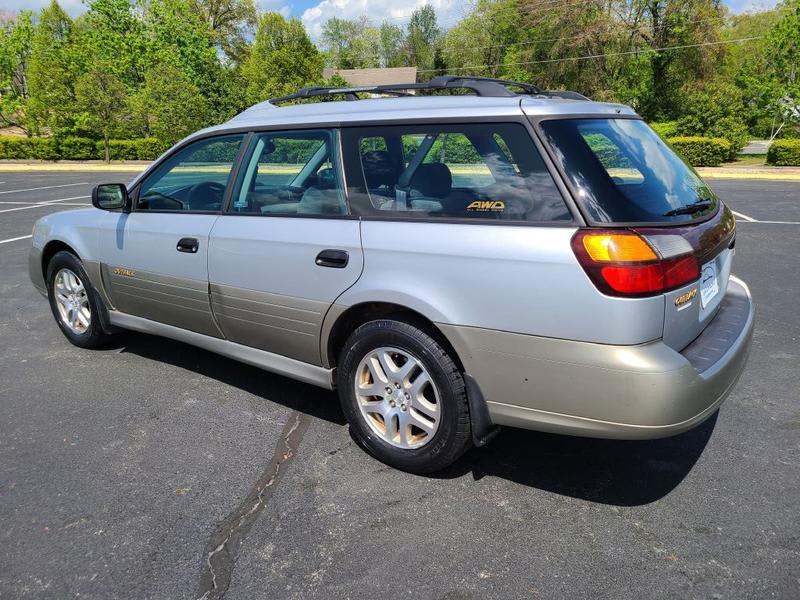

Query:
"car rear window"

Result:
[[539, 118, 718, 224]]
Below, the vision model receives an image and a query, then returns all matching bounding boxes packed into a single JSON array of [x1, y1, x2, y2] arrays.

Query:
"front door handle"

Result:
[[315, 249, 349, 268], [176, 237, 199, 253]]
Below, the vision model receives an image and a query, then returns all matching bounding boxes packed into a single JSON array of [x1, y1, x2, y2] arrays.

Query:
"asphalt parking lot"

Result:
[[1, 170, 798, 599]]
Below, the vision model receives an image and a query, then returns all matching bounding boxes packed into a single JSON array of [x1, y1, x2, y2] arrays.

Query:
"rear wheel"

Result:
[[46, 251, 113, 348], [337, 319, 471, 473]]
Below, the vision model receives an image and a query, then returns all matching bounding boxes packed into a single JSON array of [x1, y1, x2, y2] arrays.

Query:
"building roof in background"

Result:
[[322, 67, 418, 87]]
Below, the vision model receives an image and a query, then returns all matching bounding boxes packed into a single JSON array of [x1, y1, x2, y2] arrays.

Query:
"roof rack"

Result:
[[269, 75, 588, 105]]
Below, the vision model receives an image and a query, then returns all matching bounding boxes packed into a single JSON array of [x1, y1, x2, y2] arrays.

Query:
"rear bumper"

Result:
[[439, 276, 754, 440]]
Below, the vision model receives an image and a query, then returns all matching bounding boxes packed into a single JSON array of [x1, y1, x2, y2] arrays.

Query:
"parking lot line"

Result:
[[732, 210, 756, 222], [0, 182, 89, 195], [41, 195, 90, 204], [736, 219, 800, 225], [0, 234, 32, 244], [0, 201, 90, 206], [0, 195, 90, 213]]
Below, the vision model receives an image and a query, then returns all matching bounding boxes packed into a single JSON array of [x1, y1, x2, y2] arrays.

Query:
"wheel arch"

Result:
[[322, 301, 464, 373], [41, 239, 80, 279]]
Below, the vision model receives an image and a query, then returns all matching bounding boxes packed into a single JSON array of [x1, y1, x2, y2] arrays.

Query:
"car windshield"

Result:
[[539, 118, 718, 224]]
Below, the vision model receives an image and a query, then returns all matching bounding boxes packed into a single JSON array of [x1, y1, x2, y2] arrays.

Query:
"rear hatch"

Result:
[[537, 116, 736, 350]]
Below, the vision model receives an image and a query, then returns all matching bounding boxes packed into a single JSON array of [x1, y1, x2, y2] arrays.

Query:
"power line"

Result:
[[416, 35, 765, 73], [442, 11, 737, 54]]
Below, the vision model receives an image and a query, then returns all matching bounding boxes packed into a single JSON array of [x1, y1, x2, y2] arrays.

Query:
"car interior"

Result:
[[233, 136, 346, 216]]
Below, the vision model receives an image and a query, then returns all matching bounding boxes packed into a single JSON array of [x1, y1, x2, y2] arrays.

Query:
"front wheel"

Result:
[[46, 251, 113, 349], [337, 319, 472, 473]]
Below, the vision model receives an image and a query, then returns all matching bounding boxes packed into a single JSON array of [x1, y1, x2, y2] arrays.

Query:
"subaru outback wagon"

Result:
[[30, 76, 753, 473]]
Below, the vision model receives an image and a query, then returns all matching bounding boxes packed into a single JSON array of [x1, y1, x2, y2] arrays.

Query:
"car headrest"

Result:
[[361, 151, 398, 189], [409, 162, 452, 199]]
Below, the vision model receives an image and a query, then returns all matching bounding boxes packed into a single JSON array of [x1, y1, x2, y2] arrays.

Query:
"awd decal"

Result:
[[467, 200, 505, 212], [112, 267, 136, 278], [674, 288, 697, 309]]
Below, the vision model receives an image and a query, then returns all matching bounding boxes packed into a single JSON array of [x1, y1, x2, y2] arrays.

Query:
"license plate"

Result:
[[700, 260, 719, 308]]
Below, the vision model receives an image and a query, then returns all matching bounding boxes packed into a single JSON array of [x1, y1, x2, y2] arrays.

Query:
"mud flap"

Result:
[[465, 374, 501, 447]]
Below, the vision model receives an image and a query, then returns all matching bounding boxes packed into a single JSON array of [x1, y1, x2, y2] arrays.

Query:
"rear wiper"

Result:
[[662, 200, 713, 217]]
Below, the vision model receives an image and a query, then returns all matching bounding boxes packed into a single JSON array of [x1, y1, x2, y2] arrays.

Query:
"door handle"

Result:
[[315, 249, 349, 268], [176, 237, 199, 253]]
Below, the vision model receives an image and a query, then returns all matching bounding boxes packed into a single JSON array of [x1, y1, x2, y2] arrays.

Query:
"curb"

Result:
[[695, 169, 800, 182], [0, 163, 149, 172]]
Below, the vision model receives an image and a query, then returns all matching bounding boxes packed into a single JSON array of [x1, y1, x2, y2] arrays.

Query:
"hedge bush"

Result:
[[58, 136, 101, 160], [0, 135, 167, 161], [0, 136, 59, 160], [650, 121, 679, 139], [706, 117, 750, 161], [766, 139, 800, 166], [102, 138, 168, 161], [666, 136, 731, 167]]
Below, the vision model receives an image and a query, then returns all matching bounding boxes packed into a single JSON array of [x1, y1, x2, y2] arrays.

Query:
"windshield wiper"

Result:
[[662, 200, 713, 217]]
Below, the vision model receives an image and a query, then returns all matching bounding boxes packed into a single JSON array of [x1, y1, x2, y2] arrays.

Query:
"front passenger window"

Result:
[[137, 135, 245, 212]]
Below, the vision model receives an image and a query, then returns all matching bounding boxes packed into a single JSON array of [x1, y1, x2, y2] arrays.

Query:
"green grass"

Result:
[[729, 154, 767, 166]]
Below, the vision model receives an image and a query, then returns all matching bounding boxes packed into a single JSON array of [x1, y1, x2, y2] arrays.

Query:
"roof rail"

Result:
[[268, 75, 587, 105]]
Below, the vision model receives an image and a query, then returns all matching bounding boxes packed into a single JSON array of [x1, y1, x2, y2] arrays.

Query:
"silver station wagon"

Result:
[[30, 76, 754, 473]]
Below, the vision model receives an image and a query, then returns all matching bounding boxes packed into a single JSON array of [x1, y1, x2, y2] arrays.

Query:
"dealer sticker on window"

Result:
[[700, 260, 719, 308]]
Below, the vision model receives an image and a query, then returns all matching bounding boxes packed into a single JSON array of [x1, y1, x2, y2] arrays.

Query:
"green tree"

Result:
[[193, 0, 257, 63], [675, 81, 750, 157], [81, 0, 148, 90], [241, 12, 322, 104], [321, 16, 380, 69], [139, 65, 210, 145], [379, 22, 405, 68], [27, 1, 82, 132], [406, 4, 440, 71], [763, 0, 800, 137], [74, 69, 129, 161], [0, 11, 34, 133], [443, 0, 521, 77]]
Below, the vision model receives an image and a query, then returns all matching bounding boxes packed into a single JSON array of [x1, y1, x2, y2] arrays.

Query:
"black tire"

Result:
[[46, 251, 113, 349], [337, 318, 472, 473]]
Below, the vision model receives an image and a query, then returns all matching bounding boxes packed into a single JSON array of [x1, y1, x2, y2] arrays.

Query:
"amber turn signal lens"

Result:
[[582, 233, 658, 263]]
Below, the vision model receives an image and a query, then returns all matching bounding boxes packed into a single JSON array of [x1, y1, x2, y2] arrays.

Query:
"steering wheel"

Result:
[[188, 181, 226, 210]]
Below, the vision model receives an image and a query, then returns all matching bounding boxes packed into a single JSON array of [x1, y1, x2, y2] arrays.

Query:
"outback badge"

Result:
[[112, 267, 136, 278], [674, 287, 697, 309]]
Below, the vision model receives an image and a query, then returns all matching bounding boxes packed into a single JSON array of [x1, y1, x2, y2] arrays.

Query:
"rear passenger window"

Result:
[[344, 123, 570, 222], [230, 129, 346, 216]]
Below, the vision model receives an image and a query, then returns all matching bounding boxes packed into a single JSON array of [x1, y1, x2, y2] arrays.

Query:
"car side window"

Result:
[[344, 123, 571, 222], [412, 132, 496, 188], [137, 135, 245, 212], [229, 129, 346, 216]]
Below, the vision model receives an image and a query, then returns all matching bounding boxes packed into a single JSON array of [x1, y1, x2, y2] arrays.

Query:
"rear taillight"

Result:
[[571, 229, 699, 297]]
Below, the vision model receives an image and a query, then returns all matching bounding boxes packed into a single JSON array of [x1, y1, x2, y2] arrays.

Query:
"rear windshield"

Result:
[[539, 118, 718, 224]]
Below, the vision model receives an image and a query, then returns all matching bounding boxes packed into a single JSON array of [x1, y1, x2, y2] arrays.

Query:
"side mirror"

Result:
[[92, 183, 130, 211]]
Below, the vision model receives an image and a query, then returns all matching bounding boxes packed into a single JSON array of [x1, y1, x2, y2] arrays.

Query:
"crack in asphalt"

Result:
[[196, 410, 311, 600]]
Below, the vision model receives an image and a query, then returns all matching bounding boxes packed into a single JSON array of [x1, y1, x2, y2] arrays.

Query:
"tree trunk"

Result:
[[104, 134, 110, 164]]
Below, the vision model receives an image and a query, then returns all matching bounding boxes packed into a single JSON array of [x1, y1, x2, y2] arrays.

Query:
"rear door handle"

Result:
[[315, 249, 349, 268], [177, 237, 199, 253]]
